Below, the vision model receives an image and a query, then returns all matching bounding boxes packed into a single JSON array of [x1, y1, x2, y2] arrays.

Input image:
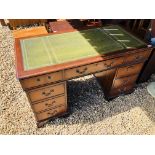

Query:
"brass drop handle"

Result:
[[126, 65, 134, 71], [76, 67, 88, 74], [47, 110, 57, 116], [104, 61, 114, 68], [135, 55, 141, 60], [47, 76, 52, 79], [36, 78, 41, 82], [45, 100, 56, 107], [42, 89, 54, 96]]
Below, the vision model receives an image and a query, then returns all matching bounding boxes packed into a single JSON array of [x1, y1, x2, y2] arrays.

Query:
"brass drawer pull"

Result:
[[45, 100, 56, 107], [36, 78, 41, 81], [104, 61, 114, 68], [95, 63, 98, 66], [47, 110, 57, 116], [126, 65, 134, 71], [48, 76, 52, 79], [76, 67, 87, 74], [42, 89, 54, 96], [135, 55, 141, 60]]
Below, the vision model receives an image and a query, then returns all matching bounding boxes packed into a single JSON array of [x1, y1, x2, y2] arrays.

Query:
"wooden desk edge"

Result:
[[14, 29, 152, 80]]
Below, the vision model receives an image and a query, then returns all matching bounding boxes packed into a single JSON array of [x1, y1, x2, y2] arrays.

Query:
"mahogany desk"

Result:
[[15, 25, 152, 127]]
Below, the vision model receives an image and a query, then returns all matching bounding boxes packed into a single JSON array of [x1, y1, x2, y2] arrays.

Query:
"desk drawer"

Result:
[[32, 95, 66, 113], [116, 63, 143, 78], [28, 82, 65, 102], [65, 57, 124, 79], [21, 71, 63, 89], [125, 50, 150, 64], [112, 75, 138, 89], [35, 103, 67, 121]]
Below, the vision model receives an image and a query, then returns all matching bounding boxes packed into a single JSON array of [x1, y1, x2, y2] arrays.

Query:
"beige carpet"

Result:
[[0, 26, 155, 135]]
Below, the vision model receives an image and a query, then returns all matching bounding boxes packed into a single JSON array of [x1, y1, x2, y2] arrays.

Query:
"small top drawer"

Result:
[[64, 57, 124, 80], [28, 82, 66, 102], [124, 50, 150, 64], [116, 63, 144, 78], [35, 103, 67, 121], [20, 71, 63, 89]]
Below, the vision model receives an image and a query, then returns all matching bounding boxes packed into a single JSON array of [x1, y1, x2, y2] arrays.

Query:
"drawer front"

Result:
[[116, 63, 143, 78], [65, 57, 124, 79], [36, 103, 67, 121], [125, 50, 150, 64], [112, 75, 138, 89], [109, 84, 134, 97], [28, 83, 65, 102], [32, 95, 66, 113], [21, 71, 63, 89]]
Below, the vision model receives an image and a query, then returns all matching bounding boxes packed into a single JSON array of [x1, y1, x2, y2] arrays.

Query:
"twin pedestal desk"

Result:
[[15, 25, 152, 127]]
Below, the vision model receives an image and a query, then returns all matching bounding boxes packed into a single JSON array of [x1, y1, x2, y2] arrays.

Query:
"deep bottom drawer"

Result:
[[32, 95, 66, 113], [35, 103, 67, 121]]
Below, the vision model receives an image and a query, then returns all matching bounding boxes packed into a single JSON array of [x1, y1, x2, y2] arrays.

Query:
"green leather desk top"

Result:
[[20, 25, 146, 71]]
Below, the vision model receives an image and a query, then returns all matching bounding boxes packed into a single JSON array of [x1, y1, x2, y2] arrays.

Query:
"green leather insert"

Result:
[[103, 25, 146, 49], [20, 25, 146, 71]]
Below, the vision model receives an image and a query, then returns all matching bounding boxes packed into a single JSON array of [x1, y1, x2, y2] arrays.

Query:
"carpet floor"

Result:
[[0, 25, 155, 134]]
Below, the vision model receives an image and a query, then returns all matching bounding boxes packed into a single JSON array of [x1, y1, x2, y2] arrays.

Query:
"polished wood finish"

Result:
[[95, 69, 116, 98], [28, 82, 65, 102], [31, 95, 66, 113], [64, 57, 124, 80], [15, 32, 148, 79], [13, 26, 48, 38], [35, 103, 67, 121], [115, 63, 144, 78], [124, 50, 150, 64], [49, 20, 102, 33], [112, 75, 138, 89], [21, 71, 63, 89], [49, 20, 76, 33]]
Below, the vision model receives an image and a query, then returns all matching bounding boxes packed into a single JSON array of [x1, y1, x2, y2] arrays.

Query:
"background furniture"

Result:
[[138, 19, 155, 83], [8, 19, 47, 30], [13, 26, 48, 38], [124, 19, 151, 39], [49, 19, 102, 33], [49, 20, 76, 33], [15, 25, 152, 127]]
